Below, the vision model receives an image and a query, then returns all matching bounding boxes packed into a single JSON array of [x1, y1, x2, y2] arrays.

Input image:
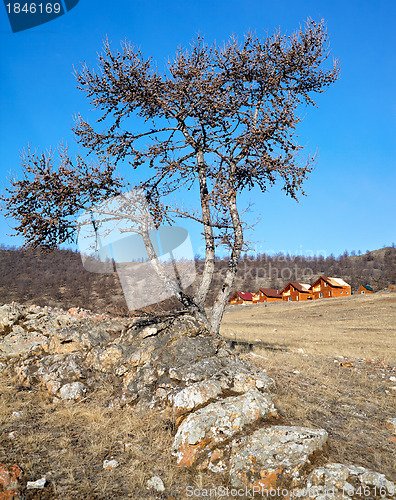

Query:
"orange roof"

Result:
[[230, 291, 255, 301], [281, 282, 311, 294], [258, 288, 282, 298], [238, 292, 255, 301], [310, 276, 351, 289]]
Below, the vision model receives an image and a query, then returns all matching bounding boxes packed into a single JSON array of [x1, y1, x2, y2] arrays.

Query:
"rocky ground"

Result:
[[0, 302, 395, 499]]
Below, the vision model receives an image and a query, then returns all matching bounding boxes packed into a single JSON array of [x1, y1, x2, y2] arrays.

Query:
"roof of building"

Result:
[[238, 292, 255, 301], [281, 282, 311, 293], [311, 276, 351, 289], [230, 291, 255, 301], [258, 288, 282, 298], [361, 284, 373, 291]]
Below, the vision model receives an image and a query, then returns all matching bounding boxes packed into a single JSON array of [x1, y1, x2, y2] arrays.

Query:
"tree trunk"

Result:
[[193, 152, 216, 309], [209, 191, 243, 336], [140, 223, 209, 328]]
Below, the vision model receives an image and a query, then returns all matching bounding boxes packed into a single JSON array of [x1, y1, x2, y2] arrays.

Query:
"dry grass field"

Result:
[[0, 376, 226, 499], [220, 291, 396, 361], [221, 291, 396, 482]]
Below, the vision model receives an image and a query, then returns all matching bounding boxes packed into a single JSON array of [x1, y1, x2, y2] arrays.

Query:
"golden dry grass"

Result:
[[0, 292, 395, 498], [221, 291, 396, 482], [221, 291, 396, 361], [0, 375, 225, 499]]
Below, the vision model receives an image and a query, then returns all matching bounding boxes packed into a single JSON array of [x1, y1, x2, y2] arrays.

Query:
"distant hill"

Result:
[[0, 245, 395, 315], [199, 246, 396, 301]]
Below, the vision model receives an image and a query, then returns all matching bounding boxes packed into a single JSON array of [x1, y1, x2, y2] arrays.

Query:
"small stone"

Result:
[[46, 380, 61, 395], [147, 475, 165, 492], [103, 459, 119, 469], [0, 464, 23, 490], [386, 418, 396, 432], [27, 477, 46, 489], [8, 431, 18, 440], [59, 382, 86, 401], [389, 376, 396, 382], [307, 463, 395, 497], [11, 412, 22, 419]]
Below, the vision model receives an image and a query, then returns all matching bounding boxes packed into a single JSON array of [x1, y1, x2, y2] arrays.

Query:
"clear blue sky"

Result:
[[0, 0, 395, 258]]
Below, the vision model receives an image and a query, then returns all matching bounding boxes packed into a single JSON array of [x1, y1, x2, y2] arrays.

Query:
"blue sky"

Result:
[[0, 0, 395, 258]]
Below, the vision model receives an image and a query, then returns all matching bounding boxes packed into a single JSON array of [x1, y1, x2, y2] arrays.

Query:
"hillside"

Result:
[[0, 245, 395, 315]]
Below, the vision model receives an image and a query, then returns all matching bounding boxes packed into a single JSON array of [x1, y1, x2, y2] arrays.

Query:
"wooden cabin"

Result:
[[310, 276, 351, 299], [229, 291, 257, 305], [255, 288, 283, 302], [358, 284, 373, 294], [281, 282, 313, 301]]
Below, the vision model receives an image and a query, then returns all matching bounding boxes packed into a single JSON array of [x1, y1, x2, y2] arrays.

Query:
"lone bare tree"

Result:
[[1, 19, 338, 334]]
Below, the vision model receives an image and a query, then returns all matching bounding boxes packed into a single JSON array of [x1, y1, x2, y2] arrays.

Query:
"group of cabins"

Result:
[[229, 276, 373, 305]]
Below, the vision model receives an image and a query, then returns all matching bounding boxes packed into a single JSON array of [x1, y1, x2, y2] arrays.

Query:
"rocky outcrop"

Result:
[[172, 389, 278, 467], [229, 426, 328, 489], [299, 463, 396, 499], [0, 302, 394, 494]]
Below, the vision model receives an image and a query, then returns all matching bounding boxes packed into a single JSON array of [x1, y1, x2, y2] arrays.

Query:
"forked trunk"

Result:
[[209, 191, 244, 336]]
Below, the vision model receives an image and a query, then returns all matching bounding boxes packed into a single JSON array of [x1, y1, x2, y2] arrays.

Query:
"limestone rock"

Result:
[[304, 463, 395, 499], [172, 389, 278, 466], [103, 459, 119, 470], [171, 378, 228, 418], [0, 305, 24, 336], [85, 345, 124, 373], [228, 426, 328, 489], [0, 463, 22, 498], [0, 326, 49, 357], [26, 477, 46, 489], [14, 352, 87, 393], [169, 356, 224, 383], [147, 475, 165, 492], [59, 382, 86, 401], [386, 418, 396, 432]]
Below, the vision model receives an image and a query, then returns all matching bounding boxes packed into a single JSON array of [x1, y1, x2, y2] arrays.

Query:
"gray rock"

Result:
[[169, 356, 224, 383], [27, 477, 47, 489], [172, 389, 277, 466], [103, 459, 119, 469], [228, 426, 328, 488], [171, 378, 228, 418], [59, 382, 86, 401], [305, 463, 395, 499], [147, 475, 165, 492]]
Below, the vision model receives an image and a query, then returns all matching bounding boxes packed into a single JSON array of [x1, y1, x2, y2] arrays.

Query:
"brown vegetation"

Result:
[[0, 245, 395, 317], [0, 291, 395, 498], [0, 374, 225, 499], [221, 291, 396, 482]]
